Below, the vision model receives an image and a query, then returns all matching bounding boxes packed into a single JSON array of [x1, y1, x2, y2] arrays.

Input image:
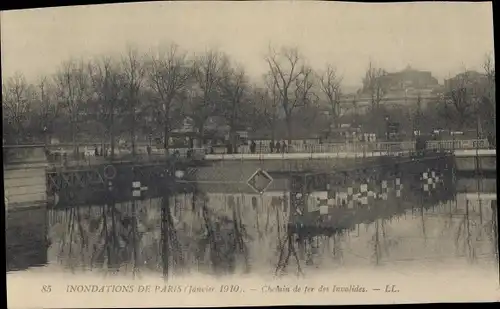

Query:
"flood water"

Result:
[[5, 173, 499, 280]]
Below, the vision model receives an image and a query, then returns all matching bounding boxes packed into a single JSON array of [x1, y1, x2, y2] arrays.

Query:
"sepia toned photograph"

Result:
[[3, 1, 498, 307]]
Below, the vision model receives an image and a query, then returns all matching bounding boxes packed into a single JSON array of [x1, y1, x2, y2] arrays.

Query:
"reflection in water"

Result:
[[46, 191, 280, 278], [6, 207, 48, 271], [6, 176, 499, 279]]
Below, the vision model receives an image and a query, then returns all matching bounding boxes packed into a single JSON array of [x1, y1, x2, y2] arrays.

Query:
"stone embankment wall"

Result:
[[4, 147, 48, 210]]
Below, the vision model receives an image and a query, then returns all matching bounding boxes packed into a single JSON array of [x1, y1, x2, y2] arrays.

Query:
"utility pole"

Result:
[[110, 99, 116, 160], [131, 100, 136, 158], [385, 115, 390, 142]]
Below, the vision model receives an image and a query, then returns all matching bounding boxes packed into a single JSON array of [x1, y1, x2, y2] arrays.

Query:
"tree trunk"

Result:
[[286, 115, 292, 145], [198, 123, 205, 148], [131, 129, 136, 157], [110, 101, 115, 160], [110, 130, 115, 160], [164, 121, 171, 159], [164, 106, 172, 153], [70, 119, 77, 159], [229, 120, 238, 154], [131, 104, 136, 157], [328, 118, 334, 140], [164, 125, 170, 149]]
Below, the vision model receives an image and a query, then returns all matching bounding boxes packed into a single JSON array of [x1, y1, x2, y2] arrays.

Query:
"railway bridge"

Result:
[[2, 139, 495, 210]]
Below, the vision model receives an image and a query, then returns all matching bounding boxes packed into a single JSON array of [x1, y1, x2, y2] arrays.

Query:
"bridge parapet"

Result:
[[286, 141, 416, 154], [205, 151, 407, 161], [233, 139, 488, 154], [2, 144, 205, 168], [453, 149, 496, 173], [2, 139, 491, 166], [427, 139, 490, 151], [3, 146, 48, 166]]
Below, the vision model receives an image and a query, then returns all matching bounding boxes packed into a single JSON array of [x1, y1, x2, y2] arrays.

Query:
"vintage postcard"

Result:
[[3, 1, 499, 307]]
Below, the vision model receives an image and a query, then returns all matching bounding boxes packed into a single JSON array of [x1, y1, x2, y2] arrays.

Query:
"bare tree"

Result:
[[362, 60, 387, 110], [54, 59, 91, 154], [2, 72, 35, 144], [363, 61, 387, 136], [443, 69, 481, 131], [483, 52, 495, 89], [189, 49, 227, 138], [482, 53, 496, 115], [121, 46, 146, 156], [318, 65, 343, 137], [88, 56, 124, 158], [481, 53, 496, 145], [249, 79, 281, 140], [362, 61, 388, 137], [34, 76, 61, 144], [146, 43, 190, 151], [265, 46, 316, 143], [350, 95, 359, 126], [218, 62, 248, 153]]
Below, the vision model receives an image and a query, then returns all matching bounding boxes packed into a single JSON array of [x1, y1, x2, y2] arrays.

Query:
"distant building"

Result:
[[332, 65, 443, 114], [380, 65, 439, 93], [444, 70, 488, 90]]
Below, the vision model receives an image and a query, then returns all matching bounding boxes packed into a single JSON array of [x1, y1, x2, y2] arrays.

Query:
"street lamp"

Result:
[[385, 116, 390, 141], [43, 125, 48, 145]]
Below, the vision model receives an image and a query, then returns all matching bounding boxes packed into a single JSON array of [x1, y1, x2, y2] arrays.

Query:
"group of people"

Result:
[[249, 140, 288, 154], [94, 145, 105, 157]]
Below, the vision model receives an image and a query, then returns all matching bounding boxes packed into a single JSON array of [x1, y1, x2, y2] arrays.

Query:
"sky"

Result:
[[1, 1, 495, 91]]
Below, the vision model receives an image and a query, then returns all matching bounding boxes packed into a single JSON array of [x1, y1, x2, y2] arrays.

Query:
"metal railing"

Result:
[[426, 139, 490, 151], [45, 147, 207, 167], [234, 139, 489, 154], [234, 141, 412, 155], [290, 141, 416, 153]]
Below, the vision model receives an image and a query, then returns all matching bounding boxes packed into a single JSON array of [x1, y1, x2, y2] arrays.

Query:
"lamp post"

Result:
[[43, 125, 48, 146], [385, 115, 390, 142]]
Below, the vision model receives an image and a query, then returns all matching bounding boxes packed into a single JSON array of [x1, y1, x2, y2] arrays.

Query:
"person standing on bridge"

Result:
[[281, 140, 287, 153], [269, 140, 274, 153], [250, 140, 256, 154], [275, 141, 281, 153]]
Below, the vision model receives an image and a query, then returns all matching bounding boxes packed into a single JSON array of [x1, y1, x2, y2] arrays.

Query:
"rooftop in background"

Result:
[[360, 65, 441, 95], [444, 70, 489, 90]]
